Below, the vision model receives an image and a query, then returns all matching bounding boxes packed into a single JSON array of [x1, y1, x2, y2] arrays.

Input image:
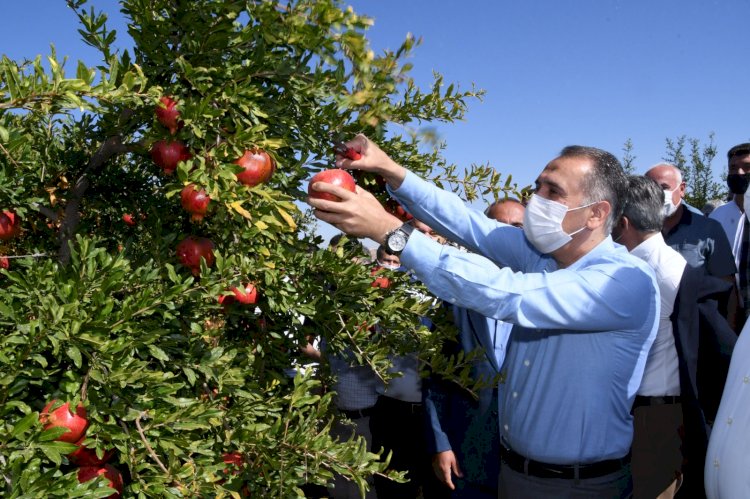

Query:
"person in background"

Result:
[[369, 223, 445, 498], [485, 199, 525, 228], [710, 143, 750, 327], [303, 234, 381, 499], [704, 317, 750, 499], [645, 163, 736, 280], [612, 176, 687, 497], [310, 135, 659, 498], [424, 199, 524, 498]]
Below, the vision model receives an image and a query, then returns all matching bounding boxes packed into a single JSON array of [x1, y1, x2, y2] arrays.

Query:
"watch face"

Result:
[[388, 231, 408, 252]]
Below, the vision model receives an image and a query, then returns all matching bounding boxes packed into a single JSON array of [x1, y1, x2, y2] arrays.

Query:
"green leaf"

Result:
[[11, 412, 38, 438]]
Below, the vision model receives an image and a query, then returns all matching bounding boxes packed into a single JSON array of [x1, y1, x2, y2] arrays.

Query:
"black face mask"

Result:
[[727, 174, 750, 195]]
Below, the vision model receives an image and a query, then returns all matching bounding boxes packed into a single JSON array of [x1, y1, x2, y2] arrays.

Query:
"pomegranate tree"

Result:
[[150, 140, 192, 175], [176, 236, 215, 276], [180, 184, 211, 222]]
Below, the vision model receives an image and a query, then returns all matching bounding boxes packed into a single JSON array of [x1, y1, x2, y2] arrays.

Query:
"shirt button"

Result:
[[714, 459, 720, 468], [524, 359, 530, 367], [513, 391, 518, 398], [744, 376, 749, 384], [727, 417, 733, 425], [504, 424, 509, 431]]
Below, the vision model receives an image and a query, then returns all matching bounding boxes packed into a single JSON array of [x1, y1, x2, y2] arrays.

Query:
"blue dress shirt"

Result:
[[391, 171, 660, 465]]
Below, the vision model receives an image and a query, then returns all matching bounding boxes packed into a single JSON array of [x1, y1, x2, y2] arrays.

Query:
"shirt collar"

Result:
[[630, 232, 665, 262]]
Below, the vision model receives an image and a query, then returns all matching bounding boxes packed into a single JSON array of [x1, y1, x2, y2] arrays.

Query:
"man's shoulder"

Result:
[[709, 201, 739, 222], [679, 208, 726, 235], [583, 244, 657, 283]]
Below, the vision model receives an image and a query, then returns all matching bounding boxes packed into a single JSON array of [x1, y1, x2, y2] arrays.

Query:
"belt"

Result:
[[632, 395, 681, 410], [377, 395, 423, 414], [339, 407, 374, 419], [500, 442, 630, 480]]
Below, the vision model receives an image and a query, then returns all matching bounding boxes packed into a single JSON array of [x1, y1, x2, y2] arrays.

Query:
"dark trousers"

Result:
[[370, 395, 437, 498]]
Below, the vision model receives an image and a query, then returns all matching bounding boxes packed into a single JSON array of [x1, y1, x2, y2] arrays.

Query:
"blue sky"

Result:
[[3, 0, 749, 244]]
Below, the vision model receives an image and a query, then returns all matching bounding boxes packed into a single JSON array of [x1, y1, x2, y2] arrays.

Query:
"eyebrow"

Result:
[[536, 177, 565, 193]]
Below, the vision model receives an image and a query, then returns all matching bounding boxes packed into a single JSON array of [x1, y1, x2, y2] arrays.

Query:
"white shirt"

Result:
[[704, 319, 750, 499], [630, 233, 686, 396], [709, 198, 747, 284]]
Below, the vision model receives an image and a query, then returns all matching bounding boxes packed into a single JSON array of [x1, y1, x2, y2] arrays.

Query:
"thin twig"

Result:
[[135, 412, 169, 475]]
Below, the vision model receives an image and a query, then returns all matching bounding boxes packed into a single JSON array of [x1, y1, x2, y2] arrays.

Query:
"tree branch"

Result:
[[135, 412, 170, 475], [58, 136, 128, 265]]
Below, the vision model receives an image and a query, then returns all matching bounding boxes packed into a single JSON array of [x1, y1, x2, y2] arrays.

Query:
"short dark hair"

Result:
[[376, 245, 388, 260], [621, 176, 664, 233], [559, 145, 627, 234], [728, 143, 750, 161]]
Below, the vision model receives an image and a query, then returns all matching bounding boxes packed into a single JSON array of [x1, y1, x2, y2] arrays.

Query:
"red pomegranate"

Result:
[[370, 266, 391, 289], [150, 140, 192, 175], [122, 214, 137, 227], [219, 283, 259, 309], [180, 184, 211, 222], [0, 210, 21, 240], [176, 236, 215, 276], [69, 437, 115, 467], [234, 149, 275, 187], [307, 169, 356, 202], [385, 199, 414, 222], [155, 95, 182, 135], [0, 256, 9, 270], [39, 400, 88, 444], [77, 464, 124, 498]]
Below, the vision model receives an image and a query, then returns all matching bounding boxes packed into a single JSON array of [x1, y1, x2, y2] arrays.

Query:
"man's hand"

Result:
[[308, 184, 402, 243], [334, 134, 407, 190], [432, 450, 463, 490]]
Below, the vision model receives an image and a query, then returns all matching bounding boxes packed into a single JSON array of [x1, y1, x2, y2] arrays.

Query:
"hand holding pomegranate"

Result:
[[308, 184, 402, 243], [333, 134, 407, 189]]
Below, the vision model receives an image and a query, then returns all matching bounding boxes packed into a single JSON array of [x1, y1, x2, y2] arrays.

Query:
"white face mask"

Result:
[[377, 261, 400, 271], [523, 194, 597, 254], [663, 187, 680, 217]]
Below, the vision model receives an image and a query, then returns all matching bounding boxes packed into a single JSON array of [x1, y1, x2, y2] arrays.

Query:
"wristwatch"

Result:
[[384, 222, 415, 256]]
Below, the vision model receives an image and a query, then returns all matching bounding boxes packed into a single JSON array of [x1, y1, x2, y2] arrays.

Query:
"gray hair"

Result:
[[621, 176, 664, 233], [648, 162, 683, 185]]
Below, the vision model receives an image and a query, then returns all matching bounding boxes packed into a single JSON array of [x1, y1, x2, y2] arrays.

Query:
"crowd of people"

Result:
[[302, 138, 750, 499]]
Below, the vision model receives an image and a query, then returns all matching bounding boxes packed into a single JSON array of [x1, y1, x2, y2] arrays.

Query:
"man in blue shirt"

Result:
[[308, 136, 659, 498]]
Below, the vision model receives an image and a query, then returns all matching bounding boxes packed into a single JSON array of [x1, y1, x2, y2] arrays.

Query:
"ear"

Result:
[[587, 200, 612, 230], [678, 181, 687, 198]]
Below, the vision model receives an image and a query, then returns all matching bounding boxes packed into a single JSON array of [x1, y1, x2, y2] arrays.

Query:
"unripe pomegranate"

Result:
[[176, 236, 215, 276], [234, 149, 275, 187], [308, 169, 356, 202], [150, 140, 192, 175], [0, 210, 21, 240], [155, 95, 182, 135], [180, 184, 210, 222], [122, 214, 137, 227], [77, 464, 124, 498], [39, 400, 88, 444]]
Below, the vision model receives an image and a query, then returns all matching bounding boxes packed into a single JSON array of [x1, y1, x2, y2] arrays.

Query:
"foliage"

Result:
[[663, 133, 725, 209], [621, 138, 636, 175], [0, 0, 518, 497]]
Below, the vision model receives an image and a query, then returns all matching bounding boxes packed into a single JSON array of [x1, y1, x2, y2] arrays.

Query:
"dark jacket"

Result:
[[670, 265, 737, 497]]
